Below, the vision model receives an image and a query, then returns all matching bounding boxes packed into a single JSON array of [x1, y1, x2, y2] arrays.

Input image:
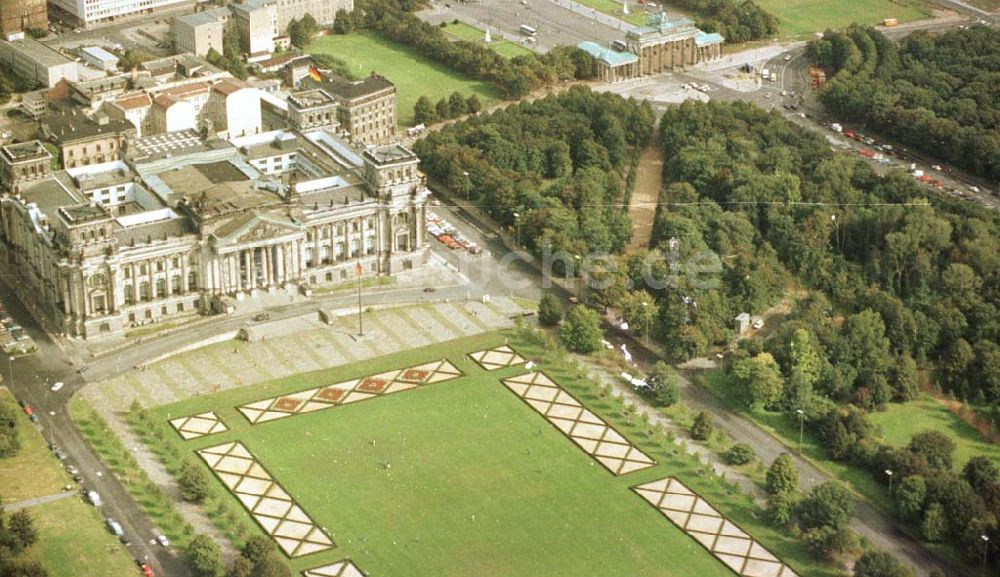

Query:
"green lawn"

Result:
[[575, 0, 651, 26], [0, 388, 66, 502], [23, 497, 137, 577], [307, 32, 501, 127], [870, 394, 1000, 470], [442, 22, 535, 59], [150, 331, 830, 576], [0, 390, 134, 577], [752, 0, 933, 38]]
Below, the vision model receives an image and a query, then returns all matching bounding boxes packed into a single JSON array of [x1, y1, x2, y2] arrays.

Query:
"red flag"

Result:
[[308, 65, 322, 82], [355, 261, 363, 277]]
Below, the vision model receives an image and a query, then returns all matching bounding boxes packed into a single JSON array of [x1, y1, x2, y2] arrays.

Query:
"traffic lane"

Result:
[[0, 278, 185, 576]]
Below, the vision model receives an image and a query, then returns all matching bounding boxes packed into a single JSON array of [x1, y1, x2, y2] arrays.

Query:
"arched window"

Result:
[[88, 273, 106, 288]]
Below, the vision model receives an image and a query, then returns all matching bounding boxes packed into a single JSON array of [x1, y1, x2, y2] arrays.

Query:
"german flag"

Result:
[[308, 65, 322, 82]]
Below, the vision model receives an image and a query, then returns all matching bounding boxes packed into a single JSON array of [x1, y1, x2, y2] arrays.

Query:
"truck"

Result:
[[882, 18, 898, 27]]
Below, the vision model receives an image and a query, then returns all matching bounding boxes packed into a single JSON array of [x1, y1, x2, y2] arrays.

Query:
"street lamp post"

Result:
[[573, 255, 582, 301], [885, 469, 894, 493], [462, 171, 470, 201], [796, 409, 805, 452], [982, 535, 990, 572], [512, 212, 521, 247]]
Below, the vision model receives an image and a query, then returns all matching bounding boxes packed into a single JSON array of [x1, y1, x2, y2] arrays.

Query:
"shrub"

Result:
[[690, 411, 713, 441], [723, 443, 755, 466]]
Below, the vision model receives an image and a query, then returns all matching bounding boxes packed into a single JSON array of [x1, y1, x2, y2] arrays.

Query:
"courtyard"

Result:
[[142, 331, 808, 576]]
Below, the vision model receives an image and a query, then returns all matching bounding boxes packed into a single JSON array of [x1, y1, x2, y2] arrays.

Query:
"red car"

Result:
[[138, 562, 154, 577], [22, 405, 32, 416]]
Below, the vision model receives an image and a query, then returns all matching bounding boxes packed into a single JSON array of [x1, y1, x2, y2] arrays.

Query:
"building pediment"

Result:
[[212, 211, 303, 245]]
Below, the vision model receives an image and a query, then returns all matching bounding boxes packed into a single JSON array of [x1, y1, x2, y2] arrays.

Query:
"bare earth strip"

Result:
[[628, 132, 664, 251]]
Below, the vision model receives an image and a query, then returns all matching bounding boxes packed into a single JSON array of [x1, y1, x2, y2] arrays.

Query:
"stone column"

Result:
[[276, 244, 285, 285], [165, 257, 173, 295], [108, 269, 118, 312], [147, 260, 155, 301], [181, 255, 189, 295]]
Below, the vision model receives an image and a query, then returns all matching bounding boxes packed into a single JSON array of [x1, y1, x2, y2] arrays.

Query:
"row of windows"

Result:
[[122, 255, 196, 279], [122, 273, 198, 304]]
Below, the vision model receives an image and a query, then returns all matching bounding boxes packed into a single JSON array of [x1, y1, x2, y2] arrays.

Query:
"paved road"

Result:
[[0, 277, 189, 577]]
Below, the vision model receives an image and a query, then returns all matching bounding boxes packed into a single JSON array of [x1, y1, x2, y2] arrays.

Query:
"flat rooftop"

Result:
[[364, 143, 416, 165], [2, 35, 73, 68], [2, 141, 51, 163]]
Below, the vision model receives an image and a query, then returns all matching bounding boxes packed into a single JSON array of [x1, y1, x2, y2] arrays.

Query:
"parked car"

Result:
[[152, 529, 169, 547], [136, 560, 154, 577], [106, 518, 124, 538], [252, 312, 270, 322], [86, 490, 102, 507], [50, 381, 64, 392]]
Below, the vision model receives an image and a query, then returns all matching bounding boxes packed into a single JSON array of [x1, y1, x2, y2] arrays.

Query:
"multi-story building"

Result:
[[230, 0, 277, 56], [39, 109, 137, 168], [273, 0, 352, 31], [0, 34, 78, 88], [0, 127, 430, 339], [0, 0, 47, 38], [205, 79, 263, 138], [0, 141, 52, 193], [49, 0, 186, 27], [171, 8, 229, 57], [305, 73, 396, 146], [287, 88, 339, 131]]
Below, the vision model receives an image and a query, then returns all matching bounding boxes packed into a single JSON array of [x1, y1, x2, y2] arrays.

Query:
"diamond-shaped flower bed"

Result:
[[198, 441, 334, 558], [633, 477, 798, 577], [237, 360, 463, 425], [501, 371, 655, 475], [169, 411, 228, 440], [302, 560, 365, 577], [468, 345, 526, 371]]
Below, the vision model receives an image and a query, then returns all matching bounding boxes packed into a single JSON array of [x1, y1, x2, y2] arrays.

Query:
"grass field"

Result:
[[23, 497, 137, 577], [870, 394, 1000, 470], [150, 331, 830, 576], [0, 389, 135, 577], [752, 0, 934, 38], [308, 32, 501, 127], [575, 0, 651, 26], [0, 389, 66, 502], [442, 22, 535, 59]]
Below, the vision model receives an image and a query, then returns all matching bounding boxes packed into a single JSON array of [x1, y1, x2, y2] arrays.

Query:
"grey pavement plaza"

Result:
[[84, 297, 523, 413]]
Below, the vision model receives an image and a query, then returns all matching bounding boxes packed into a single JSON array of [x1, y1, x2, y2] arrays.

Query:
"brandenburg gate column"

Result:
[[276, 244, 285, 285]]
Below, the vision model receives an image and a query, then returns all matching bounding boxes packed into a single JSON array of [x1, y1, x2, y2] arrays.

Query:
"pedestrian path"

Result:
[[2, 490, 75, 512]]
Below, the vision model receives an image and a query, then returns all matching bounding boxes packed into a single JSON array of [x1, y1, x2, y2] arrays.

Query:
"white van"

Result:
[[87, 490, 102, 507]]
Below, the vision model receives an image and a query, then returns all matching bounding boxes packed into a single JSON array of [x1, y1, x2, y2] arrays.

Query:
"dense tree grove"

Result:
[[648, 100, 1000, 567], [671, 0, 778, 42], [809, 25, 1000, 181], [414, 87, 654, 257], [357, 0, 598, 98]]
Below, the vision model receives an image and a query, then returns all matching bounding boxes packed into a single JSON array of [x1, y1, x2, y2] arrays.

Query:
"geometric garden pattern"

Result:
[[197, 441, 334, 558], [467, 345, 525, 371], [633, 477, 798, 577], [169, 411, 228, 440], [301, 560, 366, 577], [237, 360, 463, 425], [501, 371, 655, 475]]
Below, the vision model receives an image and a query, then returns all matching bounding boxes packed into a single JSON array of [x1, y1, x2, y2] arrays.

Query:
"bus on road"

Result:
[[520, 24, 537, 36]]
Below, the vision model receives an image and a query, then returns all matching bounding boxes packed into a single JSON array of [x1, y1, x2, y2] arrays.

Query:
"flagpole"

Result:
[[356, 261, 364, 336]]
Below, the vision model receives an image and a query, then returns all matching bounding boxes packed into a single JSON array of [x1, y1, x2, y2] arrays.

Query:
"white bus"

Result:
[[520, 24, 537, 36]]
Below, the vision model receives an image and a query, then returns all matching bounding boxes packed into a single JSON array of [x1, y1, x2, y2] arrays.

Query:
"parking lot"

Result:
[[419, 0, 629, 53]]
